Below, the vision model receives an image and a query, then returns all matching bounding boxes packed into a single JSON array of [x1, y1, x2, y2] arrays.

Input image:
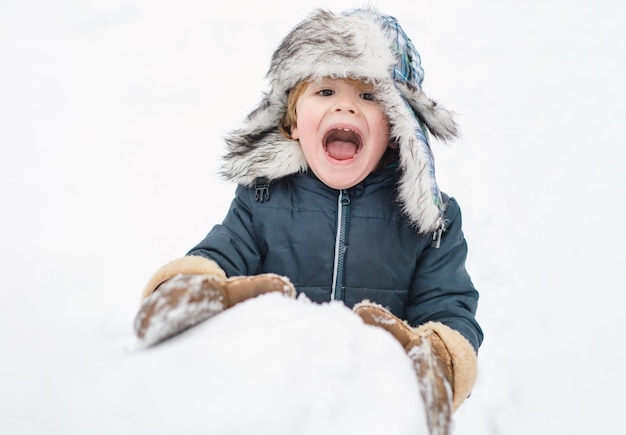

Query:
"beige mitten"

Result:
[[354, 301, 478, 435], [134, 256, 295, 346]]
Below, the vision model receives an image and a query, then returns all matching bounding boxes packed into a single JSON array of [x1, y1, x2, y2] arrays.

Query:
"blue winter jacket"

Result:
[[187, 169, 483, 352]]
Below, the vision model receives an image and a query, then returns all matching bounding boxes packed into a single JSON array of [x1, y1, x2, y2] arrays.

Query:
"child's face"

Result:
[[291, 78, 390, 190]]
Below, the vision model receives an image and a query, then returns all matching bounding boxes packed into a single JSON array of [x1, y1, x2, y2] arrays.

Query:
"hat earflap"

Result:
[[378, 81, 446, 234], [396, 82, 459, 142], [220, 94, 308, 186]]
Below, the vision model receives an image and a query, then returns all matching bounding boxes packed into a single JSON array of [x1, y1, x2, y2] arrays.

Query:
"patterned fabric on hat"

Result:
[[343, 9, 425, 88]]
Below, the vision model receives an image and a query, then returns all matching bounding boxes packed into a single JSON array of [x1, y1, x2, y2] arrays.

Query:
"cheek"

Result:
[[293, 109, 318, 143], [373, 118, 391, 148]]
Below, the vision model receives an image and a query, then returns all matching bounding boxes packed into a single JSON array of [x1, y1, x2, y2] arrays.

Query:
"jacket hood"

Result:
[[220, 8, 459, 235]]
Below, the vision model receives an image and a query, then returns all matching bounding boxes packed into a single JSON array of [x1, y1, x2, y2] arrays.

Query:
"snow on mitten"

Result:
[[406, 334, 453, 435], [135, 256, 295, 346], [140, 256, 228, 299]]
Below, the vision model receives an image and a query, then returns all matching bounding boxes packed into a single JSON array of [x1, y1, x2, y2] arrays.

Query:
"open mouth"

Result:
[[323, 128, 363, 161]]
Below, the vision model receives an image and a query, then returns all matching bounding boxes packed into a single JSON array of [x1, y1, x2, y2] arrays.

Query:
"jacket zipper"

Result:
[[331, 189, 350, 301]]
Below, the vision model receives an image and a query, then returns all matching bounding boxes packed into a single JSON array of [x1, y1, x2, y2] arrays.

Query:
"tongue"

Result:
[[326, 141, 357, 160]]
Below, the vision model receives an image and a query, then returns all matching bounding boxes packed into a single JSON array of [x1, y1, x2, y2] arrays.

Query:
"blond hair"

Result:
[[279, 81, 309, 139]]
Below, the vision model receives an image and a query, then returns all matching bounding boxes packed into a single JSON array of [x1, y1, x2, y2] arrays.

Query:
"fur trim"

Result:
[[141, 256, 226, 299], [220, 8, 459, 234], [416, 321, 478, 411], [395, 82, 459, 141], [222, 129, 307, 186]]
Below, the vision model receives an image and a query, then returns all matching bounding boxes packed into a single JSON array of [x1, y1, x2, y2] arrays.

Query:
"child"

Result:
[[134, 8, 483, 434]]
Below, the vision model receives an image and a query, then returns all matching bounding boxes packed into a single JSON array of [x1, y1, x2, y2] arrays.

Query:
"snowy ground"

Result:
[[1, 0, 625, 434]]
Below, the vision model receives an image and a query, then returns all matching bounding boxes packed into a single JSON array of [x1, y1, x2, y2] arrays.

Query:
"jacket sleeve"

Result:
[[405, 196, 484, 352], [186, 185, 263, 277]]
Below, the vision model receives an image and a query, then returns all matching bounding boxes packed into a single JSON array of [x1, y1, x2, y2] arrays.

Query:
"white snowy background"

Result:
[[1, 0, 624, 433]]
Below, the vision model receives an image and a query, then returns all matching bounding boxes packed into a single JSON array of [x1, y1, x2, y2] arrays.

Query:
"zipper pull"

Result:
[[254, 177, 270, 202], [340, 189, 351, 205], [431, 227, 443, 249]]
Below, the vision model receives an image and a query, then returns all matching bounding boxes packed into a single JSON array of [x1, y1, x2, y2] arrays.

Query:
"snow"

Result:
[[91, 294, 429, 434], [0, 0, 624, 434]]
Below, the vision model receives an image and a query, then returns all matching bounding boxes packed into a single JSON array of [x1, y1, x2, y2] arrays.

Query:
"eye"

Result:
[[317, 89, 334, 97], [360, 92, 376, 101]]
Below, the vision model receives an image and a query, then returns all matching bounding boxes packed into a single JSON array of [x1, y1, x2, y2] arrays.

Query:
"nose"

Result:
[[332, 95, 359, 114]]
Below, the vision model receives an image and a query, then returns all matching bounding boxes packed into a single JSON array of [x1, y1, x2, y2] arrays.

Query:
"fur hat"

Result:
[[221, 8, 459, 236]]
